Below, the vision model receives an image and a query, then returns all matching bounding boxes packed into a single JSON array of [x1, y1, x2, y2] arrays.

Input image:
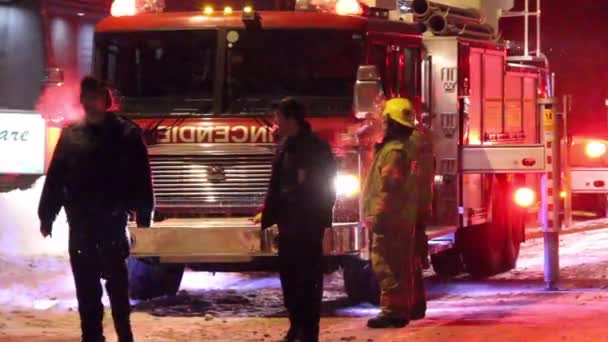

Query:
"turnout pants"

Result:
[[413, 223, 428, 315], [278, 226, 324, 342], [68, 215, 133, 342], [371, 222, 416, 320]]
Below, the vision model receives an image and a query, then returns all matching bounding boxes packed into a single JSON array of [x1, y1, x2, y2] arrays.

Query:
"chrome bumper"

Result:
[[129, 218, 367, 263]]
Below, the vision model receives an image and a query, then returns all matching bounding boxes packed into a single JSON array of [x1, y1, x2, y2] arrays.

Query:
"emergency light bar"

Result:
[[296, 0, 388, 18], [111, 0, 165, 17]]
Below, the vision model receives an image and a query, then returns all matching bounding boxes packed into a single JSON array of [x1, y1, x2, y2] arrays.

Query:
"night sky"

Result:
[[504, 0, 608, 135]]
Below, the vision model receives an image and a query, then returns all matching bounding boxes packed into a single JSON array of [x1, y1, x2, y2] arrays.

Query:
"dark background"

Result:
[[502, 0, 608, 135]]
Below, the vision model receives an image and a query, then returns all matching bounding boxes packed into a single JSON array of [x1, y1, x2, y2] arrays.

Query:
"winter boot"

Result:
[[367, 316, 409, 329]]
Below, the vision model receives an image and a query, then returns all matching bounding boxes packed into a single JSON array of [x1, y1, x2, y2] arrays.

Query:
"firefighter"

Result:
[[39, 76, 154, 342], [410, 113, 434, 320], [260, 97, 337, 342], [364, 98, 419, 328]]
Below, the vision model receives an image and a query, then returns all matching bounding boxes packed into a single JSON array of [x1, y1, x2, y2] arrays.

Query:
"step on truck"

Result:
[[93, 0, 550, 302]]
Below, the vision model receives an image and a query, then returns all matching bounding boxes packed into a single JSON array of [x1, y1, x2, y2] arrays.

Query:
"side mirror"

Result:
[[354, 65, 385, 119], [43, 68, 64, 86]]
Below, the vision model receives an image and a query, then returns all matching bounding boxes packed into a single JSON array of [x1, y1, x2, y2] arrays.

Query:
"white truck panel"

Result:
[[461, 145, 546, 173], [570, 168, 608, 194]]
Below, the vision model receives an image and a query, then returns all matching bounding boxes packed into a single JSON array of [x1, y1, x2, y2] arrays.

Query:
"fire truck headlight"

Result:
[[514, 187, 536, 208], [335, 173, 360, 197], [585, 141, 607, 159]]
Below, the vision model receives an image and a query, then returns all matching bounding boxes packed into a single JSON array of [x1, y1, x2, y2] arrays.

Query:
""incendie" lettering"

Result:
[[157, 125, 275, 144]]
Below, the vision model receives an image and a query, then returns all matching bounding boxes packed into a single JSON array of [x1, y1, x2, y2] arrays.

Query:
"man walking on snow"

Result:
[[38, 76, 154, 342]]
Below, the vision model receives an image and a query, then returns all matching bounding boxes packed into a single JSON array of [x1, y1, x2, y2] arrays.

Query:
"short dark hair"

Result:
[[80, 75, 111, 107], [277, 97, 306, 124]]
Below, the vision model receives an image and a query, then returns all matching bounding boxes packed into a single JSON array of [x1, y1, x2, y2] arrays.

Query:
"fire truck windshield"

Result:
[[94, 29, 363, 116], [224, 29, 364, 115], [95, 30, 217, 114]]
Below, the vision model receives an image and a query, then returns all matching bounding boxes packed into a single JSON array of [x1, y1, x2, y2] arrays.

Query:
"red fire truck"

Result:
[[93, 0, 549, 302]]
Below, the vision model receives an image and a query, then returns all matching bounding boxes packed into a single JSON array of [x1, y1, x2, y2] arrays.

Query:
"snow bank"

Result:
[[0, 177, 69, 256]]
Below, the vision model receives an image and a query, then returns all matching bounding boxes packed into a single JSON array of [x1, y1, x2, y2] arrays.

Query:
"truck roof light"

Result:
[[111, 0, 136, 17], [111, 0, 165, 16], [335, 0, 363, 16], [224, 6, 233, 15], [203, 5, 214, 15], [242, 6, 256, 21]]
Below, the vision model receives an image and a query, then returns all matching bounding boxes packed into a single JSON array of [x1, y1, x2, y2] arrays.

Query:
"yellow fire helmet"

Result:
[[382, 98, 415, 128]]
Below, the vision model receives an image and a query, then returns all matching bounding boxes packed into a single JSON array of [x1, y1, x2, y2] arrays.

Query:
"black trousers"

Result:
[[70, 219, 133, 342], [278, 227, 324, 342]]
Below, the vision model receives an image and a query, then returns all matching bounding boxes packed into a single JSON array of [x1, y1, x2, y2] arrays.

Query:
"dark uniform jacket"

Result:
[[261, 122, 337, 236], [38, 113, 154, 247]]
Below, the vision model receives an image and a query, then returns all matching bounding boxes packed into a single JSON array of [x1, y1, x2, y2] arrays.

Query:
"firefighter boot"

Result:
[[367, 316, 409, 329], [411, 302, 427, 320]]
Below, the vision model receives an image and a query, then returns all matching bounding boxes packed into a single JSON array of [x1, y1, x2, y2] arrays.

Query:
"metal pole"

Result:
[[562, 95, 572, 228], [539, 97, 560, 290], [524, 0, 529, 57], [536, 0, 541, 57]]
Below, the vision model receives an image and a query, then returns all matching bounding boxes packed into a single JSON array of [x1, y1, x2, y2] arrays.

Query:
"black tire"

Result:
[[459, 175, 520, 277], [342, 257, 380, 305], [431, 248, 464, 277], [127, 257, 185, 300]]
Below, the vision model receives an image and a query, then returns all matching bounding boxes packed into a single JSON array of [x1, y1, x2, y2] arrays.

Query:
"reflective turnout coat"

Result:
[[363, 139, 418, 318]]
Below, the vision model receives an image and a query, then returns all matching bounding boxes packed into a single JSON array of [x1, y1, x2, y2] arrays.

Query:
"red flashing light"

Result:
[[514, 187, 535, 208], [335, 0, 363, 16], [111, 0, 136, 17], [585, 141, 607, 159]]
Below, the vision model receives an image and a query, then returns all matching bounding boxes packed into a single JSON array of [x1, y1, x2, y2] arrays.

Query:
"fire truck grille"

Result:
[[149, 154, 274, 212]]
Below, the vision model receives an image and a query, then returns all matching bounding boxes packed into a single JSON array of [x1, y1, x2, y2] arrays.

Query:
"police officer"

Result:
[[363, 98, 419, 328], [39, 76, 154, 342], [260, 97, 337, 342]]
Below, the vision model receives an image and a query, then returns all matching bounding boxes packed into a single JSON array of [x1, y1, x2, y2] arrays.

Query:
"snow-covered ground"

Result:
[[1, 222, 608, 341], [0, 177, 70, 256], [2, 181, 608, 340]]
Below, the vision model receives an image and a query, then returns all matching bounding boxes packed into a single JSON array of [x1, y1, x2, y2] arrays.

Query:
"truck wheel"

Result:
[[431, 248, 464, 277], [459, 175, 512, 277], [342, 257, 380, 305], [127, 257, 185, 300]]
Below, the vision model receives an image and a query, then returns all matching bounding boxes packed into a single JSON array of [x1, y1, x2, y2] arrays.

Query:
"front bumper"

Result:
[[129, 218, 367, 263]]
